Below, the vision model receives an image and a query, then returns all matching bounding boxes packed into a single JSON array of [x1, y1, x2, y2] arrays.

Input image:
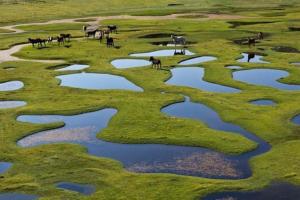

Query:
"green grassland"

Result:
[[1, 2, 300, 200]]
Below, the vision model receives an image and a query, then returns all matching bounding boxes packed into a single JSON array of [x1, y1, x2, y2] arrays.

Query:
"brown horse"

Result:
[[247, 53, 255, 62], [60, 33, 71, 42], [248, 37, 256, 47], [149, 56, 161, 70]]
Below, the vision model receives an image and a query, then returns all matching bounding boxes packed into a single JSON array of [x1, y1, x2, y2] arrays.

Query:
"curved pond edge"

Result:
[[17, 96, 270, 180]]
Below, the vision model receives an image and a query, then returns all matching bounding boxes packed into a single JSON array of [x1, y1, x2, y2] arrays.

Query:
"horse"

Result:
[[171, 35, 186, 46], [149, 56, 161, 70], [97, 30, 104, 43], [47, 37, 54, 44], [28, 38, 46, 48], [248, 37, 256, 47], [106, 37, 114, 48], [60, 33, 71, 42], [108, 25, 117, 33], [85, 30, 98, 38], [174, 49, 186, 55], [257, 32, 264, 40], [57, 36, 65, 46], [247, 53, 255, 62]]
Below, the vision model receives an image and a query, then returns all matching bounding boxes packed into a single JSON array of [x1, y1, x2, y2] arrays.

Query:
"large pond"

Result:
[[111, 59, 151, 69], [0, 162, 12, 174], [166, 67, 240, 93], [130, 49, 194, 57], [292, 114, 300, 125], [233, 69, 300, 90], [178, 56, 217, 65], [0, 101, 26, 109], [0, 193, 38, 200], [203, 182, 300, 200], [55, 64, 89, 71], [237, 53, 269, 63], [17, 96, 269, 179], [0, 81, 24, 91], [56, 182, 95, 195], [56, 72, 143, 92]]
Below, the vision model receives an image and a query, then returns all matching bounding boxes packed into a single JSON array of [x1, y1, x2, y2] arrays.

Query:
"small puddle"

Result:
[[226, 65, 243, 70], [178, 56, 217, 65], [56, 182, 95, 195], [250, 99, 276, 106], [0, 101, 26, 109], [18, 97, 270, 179], [233, 69, 300, 90], [55, 64, 89, 71], [3, 67, 16, 71], [292, 114, 300, 125], [0, 193, 37, 200], [111, 59, 151, 69], [166, 67, 240, 93], [56, 72, 143, 92], [237, 53, 269, 63], [130, 49, 194, 57], [0, 162, 12, 174], [292, 62, 300, 66], [203, 182, 300, 200], [0, 81, 24, 91]]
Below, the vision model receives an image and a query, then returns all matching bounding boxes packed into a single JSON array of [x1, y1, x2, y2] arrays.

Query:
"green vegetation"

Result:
[[1, 1, 300, 200]]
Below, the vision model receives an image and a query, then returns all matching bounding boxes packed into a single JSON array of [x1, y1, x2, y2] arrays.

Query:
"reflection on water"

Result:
[[0, 81, 24, 91], [166, 67, 240, 93], [56, 182, 95, 195], [111, 59, 151, 69], [130, 49, 194, 57], [179, 56, 217, 65]]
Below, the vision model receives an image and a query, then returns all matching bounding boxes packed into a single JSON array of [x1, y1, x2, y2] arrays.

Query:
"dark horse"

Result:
[[149, 56, 161, 70], [60, 33, 71, 42], [248, 37, 256, 47], [108, 25, 117, 33], [174, 49, 186, 55], [106, 37, 114, 48], [28, 38, 46, 48], [247, 53, 255, 62], [57, 36, 65, 46]]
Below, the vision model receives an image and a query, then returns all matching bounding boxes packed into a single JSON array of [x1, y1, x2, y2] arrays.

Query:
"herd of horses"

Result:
[[27, 23, 265, 69]]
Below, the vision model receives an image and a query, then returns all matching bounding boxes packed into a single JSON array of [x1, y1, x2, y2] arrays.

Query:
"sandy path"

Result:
[[0, 13, 246, 34], [0, 44, 64, 64]]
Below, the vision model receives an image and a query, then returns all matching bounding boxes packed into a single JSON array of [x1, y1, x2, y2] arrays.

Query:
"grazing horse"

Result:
[[247, 53, 255, 62], [28, 38, 46, 48], [60, 33, 71, 42], [108, 25, 117, 33], [149, 56, 161, 70], [257, 32, 264, 40], [171, 35, 186, 46], [248, 37, 256, 47], [57, 36, 65, 46], [106, 37, 114, 48], [85, 30, 98, 38]]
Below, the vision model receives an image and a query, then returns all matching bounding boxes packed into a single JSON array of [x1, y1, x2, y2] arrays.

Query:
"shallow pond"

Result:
[[56, 182, 95, 195], [56, 72, 143, 91], [250, 99, 276, 106], [0, 101, 26, 109], [237, 53, 269, 63], [0, 193, 37, 200], [166, 67, 240, 93], [55, 64, 89, 71], [233, 69, 300, 90], [130, 49, 194, 57], [18, 96, 269, 179], [111, 59, 151, 69], [292, 114, 300, 125], [0, 162, 12, 174], [178, 56, 217, 65], [0, 81, 23, 91], [226, 65, 243, 70], [203, 182, 300, 200]]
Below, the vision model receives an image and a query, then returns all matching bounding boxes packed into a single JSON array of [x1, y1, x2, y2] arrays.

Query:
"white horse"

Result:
[[171, 35, 186, 46]]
